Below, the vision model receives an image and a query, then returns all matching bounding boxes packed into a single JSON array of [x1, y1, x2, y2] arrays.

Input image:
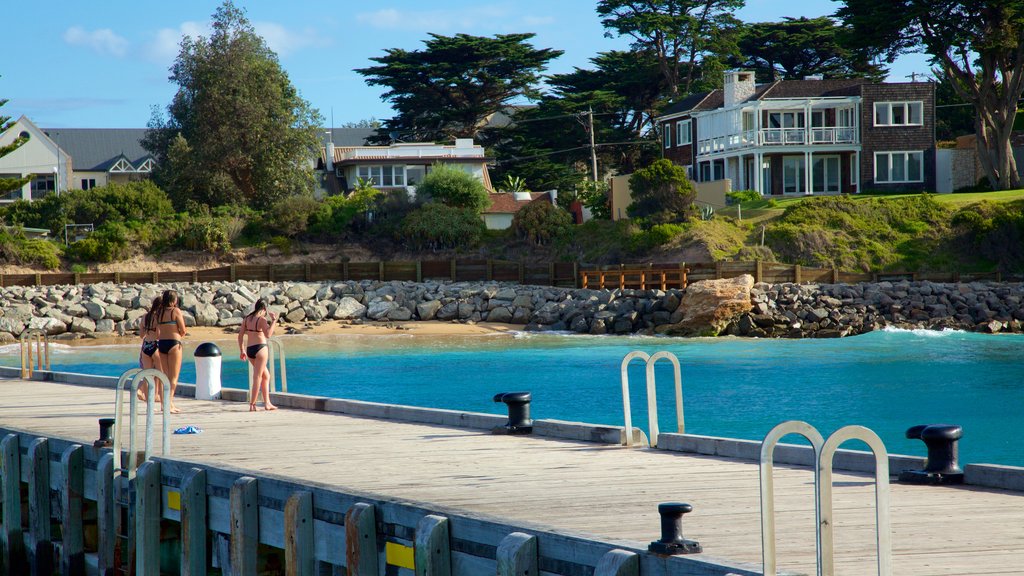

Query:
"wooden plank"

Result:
[[1, 434, 26, 574], [285, 491, 314, 576], [27, 437, 52, 576], [345, 502, 378, 576], [60, 444, 85, 576], [595, 549, 639, 576], [135, 460, 161, 576], [181, 467, 208, 576], [414, 515, 451, 576], [496, 532, 537, 576], [230, 476, 258, 576], [95, 453, 114, 575]]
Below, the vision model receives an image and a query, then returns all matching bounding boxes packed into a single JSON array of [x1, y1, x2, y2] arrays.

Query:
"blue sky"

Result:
[[3, 0, 931, 128]]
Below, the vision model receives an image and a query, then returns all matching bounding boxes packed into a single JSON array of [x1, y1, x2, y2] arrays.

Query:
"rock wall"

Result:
[[0, 277, 1021, 342]]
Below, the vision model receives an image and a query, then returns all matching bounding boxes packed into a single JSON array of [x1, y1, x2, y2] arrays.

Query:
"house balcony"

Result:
[[696, 128, 858, 156]]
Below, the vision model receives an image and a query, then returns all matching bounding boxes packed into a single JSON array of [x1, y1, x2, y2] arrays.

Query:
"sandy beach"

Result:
[[61, 320, 526, 347]]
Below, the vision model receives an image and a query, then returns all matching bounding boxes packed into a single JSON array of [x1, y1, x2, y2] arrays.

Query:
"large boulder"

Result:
[[70, 317, 96, 334], [333, 297, 367, 319], [285, 283, 318, 302], [194, 303, 220, 327], [29, 316, 66, 336], [656, 275, 755, 337], [366, 300, 397, 320], [416, 300, 442, 321]]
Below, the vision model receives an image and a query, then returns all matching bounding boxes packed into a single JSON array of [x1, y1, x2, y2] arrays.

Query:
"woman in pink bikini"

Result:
[[237, 299, 278, 411]]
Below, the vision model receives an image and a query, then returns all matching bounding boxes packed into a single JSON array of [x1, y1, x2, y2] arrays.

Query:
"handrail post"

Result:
[[759, 421, 825, 576], [619, 351, 649, 447], [817, 426, 892, 576]]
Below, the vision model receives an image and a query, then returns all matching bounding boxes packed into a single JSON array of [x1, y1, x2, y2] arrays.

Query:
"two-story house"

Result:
[[657, 71, 936, 195]]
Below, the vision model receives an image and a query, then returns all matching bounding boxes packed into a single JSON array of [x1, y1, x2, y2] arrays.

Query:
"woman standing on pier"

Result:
[[238, 299, 278, 411], [155, 289, 186, 414], [137, 296, 162, 402]]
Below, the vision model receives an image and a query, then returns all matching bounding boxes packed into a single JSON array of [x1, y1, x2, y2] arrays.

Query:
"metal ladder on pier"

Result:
[[108, 368, 172, 576], [759, 420, 892, 576], [19, 329, 51, 378], [619, 351, 684, 448], [247, 336, 288, 400]]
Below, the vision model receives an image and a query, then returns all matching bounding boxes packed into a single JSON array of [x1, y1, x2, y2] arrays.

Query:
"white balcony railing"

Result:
[[343, 146, 485, 160]]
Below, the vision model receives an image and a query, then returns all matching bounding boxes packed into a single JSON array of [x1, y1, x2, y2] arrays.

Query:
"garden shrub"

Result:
[[270, 194, 319, 238], [629, 223, 685, 252], [399, 203, 486, 250], [65, 222, 131, 263], [177, 218, 231, 253], [512, 201, 573, 245], [416, 164, 491, 212], [627, 159, 696, 226], [726, 189, 761, 204], [0, 229, 61, 269]]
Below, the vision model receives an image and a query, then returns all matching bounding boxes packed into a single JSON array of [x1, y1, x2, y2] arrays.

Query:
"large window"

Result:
[[663, 125, 672, 148], [81, 178, 96, 190], [768, 111, 805, 128], [875, 151, 924, 183], [676, 119, 691, 146], [874, 102, 923, 126], [357, 165, 406, 187], [30, 174, 55, 199], [812, 155, 841, 193], [783, 156, 806, 194]]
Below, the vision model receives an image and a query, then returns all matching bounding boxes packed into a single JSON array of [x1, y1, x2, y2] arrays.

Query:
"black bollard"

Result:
[[93, 417, 115, 448], [898, 424, 964, 485], [648, 503, 702, 555], [492, 392, 533, 435]]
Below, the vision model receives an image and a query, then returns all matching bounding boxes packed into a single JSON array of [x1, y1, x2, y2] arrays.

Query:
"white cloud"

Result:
[[146, 21, 210, 63], [63, 26, 129, 57], [253, 21, 330, 56], [354, 6, 515, 32]]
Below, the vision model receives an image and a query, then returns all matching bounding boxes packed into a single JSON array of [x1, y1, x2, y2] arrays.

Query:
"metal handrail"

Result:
[[111, 368, 171, 480], [619, 350, 684, 448], [247, 336, 288, 401], [759, 421, 825, 576], [817, 426, 892, 576], [19, 329, 50, 378], [758, 422, 892, 576]]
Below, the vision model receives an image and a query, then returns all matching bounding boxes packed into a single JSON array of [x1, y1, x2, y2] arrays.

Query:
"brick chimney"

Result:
[[723, 70, 756, 107]]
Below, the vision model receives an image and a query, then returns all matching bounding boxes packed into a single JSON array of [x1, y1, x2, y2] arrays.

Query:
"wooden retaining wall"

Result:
[[1, 259, 1017, 291], [0, 427, 768, 576]]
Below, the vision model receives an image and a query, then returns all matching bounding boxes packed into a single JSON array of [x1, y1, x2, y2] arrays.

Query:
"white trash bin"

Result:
[[194, 342, 222, 400]]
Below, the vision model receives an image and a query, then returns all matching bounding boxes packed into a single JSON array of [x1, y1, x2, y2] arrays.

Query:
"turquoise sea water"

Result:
[[3, 329, 1021, 466]]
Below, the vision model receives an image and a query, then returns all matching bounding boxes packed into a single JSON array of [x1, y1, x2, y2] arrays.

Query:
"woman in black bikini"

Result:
[[137, 296, 162, 402], [155, 290, 187, 414], [237, 299, 278, 411]]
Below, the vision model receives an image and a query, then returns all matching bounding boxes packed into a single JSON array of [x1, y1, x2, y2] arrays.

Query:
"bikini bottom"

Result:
[[246, 343, 268, 358], [141, 340, 158, 357], [157, 339, 181, 354]]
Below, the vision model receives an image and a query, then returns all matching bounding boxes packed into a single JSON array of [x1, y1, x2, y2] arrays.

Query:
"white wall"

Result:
[[0, 118, 62, 200]]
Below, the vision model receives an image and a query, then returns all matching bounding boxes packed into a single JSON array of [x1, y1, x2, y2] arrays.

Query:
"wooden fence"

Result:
[[0, 259, 1016, 290], [0, 259, 579, 289]]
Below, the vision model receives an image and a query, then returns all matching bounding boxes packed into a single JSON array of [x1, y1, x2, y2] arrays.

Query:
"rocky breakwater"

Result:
[[0, 279, 700, 341], [727, 279, 1024, 338], [0, 276, 1020, 342]]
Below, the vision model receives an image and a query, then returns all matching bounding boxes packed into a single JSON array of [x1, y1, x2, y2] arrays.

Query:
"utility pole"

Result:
[[587, 107, 598, 181]]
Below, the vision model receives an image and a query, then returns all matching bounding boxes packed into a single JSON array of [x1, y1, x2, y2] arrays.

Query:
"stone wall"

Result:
[[0, 277, 1021, 342]]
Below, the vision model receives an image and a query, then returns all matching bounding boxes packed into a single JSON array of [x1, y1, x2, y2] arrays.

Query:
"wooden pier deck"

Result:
[[2, 378, 1023, 575]]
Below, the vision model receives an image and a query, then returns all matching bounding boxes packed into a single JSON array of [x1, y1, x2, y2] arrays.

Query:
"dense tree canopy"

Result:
[[836, 0, 1024, 190], [597, 0, 743, 97], [627, 159, 696, 225], [487, 50, 664, 193], [0, 95, 30, 195], [143, 1, 322, 208], [356, 33, 562, 143], [734, 17, 886, 83]]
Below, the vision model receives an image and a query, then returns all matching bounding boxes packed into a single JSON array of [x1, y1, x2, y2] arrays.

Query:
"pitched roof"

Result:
[[758, 78, 867, 99], [43, 128, 151, 171], [660, 91, 717, 117], [482, 192, 550, 214], [321, 128, 376, 147]]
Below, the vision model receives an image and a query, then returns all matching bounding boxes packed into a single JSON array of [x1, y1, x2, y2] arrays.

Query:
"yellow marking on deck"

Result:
[[385, 541, 415, 569], [167, 490, 181, 511]]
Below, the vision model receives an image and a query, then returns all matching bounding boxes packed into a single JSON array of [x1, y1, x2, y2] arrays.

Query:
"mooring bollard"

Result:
[[648, 502, 701, 555], [898, 424, 964, 485], [93, 418, 115, 448], [492, 392, 533, 434], [194, 342, 223, 400]]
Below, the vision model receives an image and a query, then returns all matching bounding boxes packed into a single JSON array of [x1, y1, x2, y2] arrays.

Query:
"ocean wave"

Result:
[[880, 326, 965, 337]]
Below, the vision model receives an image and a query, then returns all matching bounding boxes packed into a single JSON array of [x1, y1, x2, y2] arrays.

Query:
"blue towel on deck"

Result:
[[173, 425, 203, 435]]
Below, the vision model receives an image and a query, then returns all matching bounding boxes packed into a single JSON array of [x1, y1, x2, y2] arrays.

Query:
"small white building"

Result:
[[0, 116, 154, 203]]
